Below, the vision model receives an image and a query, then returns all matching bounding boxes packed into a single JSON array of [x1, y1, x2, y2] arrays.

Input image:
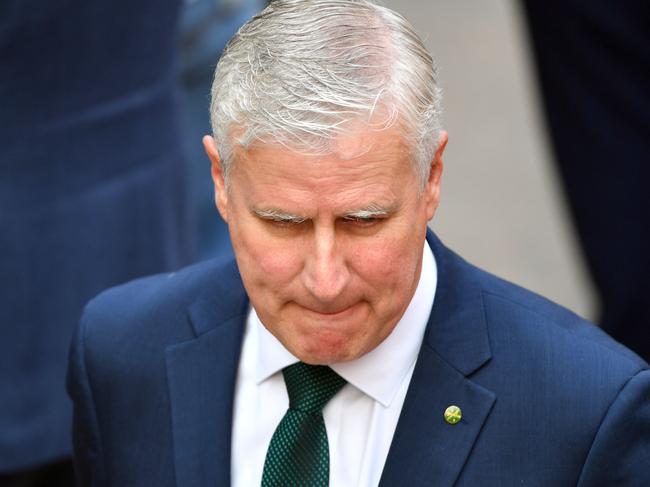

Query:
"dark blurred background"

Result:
[[0, 0, 263, 484]]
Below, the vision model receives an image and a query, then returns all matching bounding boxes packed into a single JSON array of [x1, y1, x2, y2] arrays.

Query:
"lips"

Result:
[[296, 301, 362, 318]]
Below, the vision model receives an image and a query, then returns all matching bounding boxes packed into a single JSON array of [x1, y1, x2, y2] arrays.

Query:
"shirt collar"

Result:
[[253, 240, 437, 407]]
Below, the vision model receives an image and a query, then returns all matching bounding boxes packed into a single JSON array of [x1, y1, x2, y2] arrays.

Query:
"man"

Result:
[[67, 1, 650, 486]]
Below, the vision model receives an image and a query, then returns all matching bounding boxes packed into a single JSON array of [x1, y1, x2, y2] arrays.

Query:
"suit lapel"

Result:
[[379, 346, 495, 486], [379, 231, 496, 486], [165, 261, 248, 487]]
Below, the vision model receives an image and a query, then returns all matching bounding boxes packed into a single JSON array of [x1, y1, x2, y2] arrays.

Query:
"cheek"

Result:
[[349, 233, 421, 293], [231, 224, 302, 287]]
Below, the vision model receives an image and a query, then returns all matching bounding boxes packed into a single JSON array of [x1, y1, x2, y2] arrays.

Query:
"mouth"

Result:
[[297, 301, 363, 319]]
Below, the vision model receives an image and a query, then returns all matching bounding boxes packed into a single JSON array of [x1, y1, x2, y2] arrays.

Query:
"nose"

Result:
[[302, 227, 350, 304]]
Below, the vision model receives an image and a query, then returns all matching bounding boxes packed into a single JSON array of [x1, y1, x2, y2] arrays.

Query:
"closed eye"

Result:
[[342, 215, 385, 226], [264, 216, 307, 226]]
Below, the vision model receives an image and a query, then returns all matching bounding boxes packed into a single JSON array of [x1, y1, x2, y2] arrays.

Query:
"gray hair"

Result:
[[209, 0, 442, 189]]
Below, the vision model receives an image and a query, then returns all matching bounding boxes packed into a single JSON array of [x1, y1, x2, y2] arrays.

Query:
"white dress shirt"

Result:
[[231, 241, 437, 487]]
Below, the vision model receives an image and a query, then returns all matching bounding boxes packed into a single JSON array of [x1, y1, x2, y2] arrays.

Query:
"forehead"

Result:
[[231, 130, 417, 216], [234, 126, 412, 176], [229, 128, 416, 209]]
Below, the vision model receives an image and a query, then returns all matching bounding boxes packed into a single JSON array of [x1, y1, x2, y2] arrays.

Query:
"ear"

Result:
[[424, 130, 448, 220], [202, 135, 230, 222]]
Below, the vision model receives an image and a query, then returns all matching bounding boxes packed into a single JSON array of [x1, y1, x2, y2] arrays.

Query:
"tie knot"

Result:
[[282, 362, 346, 414]]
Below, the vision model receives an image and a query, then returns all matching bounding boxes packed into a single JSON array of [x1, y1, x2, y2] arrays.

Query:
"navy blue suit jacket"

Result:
[[0, 0, 192, 471], [67, 232, 650, 486]]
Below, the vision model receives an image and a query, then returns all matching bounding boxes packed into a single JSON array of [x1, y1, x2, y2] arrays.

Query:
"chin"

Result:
[[297, 349, 355, 366], [292, 331, 366, 365]]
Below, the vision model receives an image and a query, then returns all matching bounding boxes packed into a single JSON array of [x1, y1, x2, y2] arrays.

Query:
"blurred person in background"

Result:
[[523, 0, 650, 361], [0, 0, 193, 485]]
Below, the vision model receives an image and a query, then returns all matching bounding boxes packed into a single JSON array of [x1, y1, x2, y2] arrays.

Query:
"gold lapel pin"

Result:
[[444, 405, 462, 425]]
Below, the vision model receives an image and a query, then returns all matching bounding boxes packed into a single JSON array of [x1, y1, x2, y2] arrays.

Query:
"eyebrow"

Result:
[[252, 202, 397, 223], [252, 208, 307, 223], [343, 203, 396, 219]]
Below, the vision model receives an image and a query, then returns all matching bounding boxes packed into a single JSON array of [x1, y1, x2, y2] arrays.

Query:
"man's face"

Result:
[[205, 127, 446, 364]]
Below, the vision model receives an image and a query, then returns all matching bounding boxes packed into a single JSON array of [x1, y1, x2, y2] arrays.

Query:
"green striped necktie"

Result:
[[261, 362, 347, 487]]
